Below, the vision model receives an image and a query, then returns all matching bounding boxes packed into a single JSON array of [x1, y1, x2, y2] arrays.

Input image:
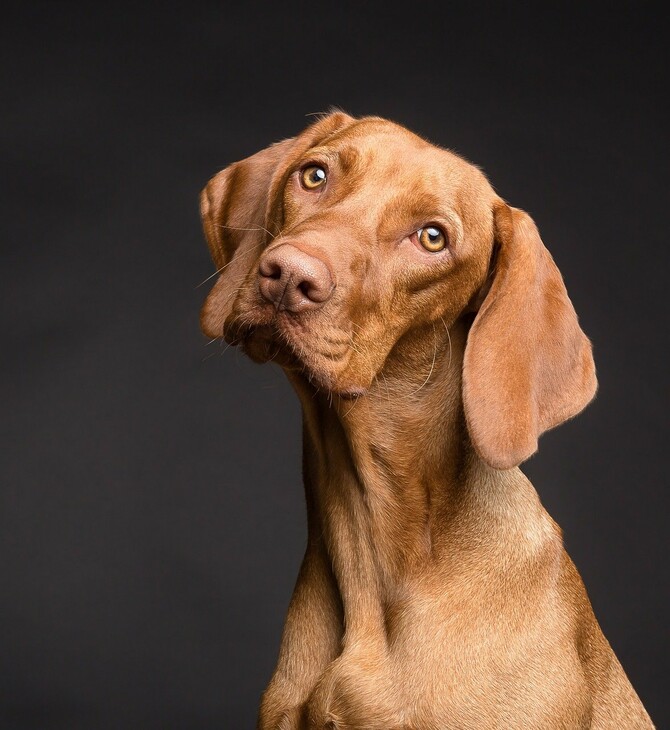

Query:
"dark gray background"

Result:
[[2, 2, 668, 728]]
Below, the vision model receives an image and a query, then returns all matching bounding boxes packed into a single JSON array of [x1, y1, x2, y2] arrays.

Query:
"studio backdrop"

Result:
[[2, 3, 668, 728]]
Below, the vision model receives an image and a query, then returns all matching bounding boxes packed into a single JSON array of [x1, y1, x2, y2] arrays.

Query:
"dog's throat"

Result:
[[291, 340, 471, 642]]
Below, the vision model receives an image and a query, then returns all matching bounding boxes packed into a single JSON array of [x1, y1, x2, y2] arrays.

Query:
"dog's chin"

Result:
[[233, 324, 368, 400], [237, 327, 296, 368]]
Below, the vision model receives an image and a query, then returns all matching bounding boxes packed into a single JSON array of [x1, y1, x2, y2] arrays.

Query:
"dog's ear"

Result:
[[462, 201, 597, 470], [200, 111, 355, 338], [199, 137, 295, 338]]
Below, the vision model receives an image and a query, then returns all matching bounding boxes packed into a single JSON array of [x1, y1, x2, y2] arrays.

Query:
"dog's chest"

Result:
[[304, 642, 591, 729], [303, 584, 592, 729]]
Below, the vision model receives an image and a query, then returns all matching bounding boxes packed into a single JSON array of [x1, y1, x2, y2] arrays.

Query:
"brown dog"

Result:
[[200, 113, 653, 729]]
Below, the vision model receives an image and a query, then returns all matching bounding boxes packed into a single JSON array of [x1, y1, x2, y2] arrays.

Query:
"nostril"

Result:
[[259, 259, 282, 280], [258, 244, 334, 311]]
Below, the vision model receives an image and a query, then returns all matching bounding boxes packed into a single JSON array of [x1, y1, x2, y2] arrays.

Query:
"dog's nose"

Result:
[[258, 244, 334, 312]]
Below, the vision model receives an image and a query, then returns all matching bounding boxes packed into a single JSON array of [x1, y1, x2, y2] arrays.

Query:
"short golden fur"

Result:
[[200, 113, 653, 729]]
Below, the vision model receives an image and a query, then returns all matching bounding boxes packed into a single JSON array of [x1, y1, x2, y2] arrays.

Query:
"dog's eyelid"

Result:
[[405, 217, 453, 242], [298, 158, 329, 171], [296, 148, 337, 170], [427, 213, 464, 249]]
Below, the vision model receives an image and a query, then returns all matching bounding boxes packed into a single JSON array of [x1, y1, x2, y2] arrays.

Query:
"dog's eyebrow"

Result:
[[304, 145, 362, 178], [334, 145, 363, 176], [378, 191, 447, 238]]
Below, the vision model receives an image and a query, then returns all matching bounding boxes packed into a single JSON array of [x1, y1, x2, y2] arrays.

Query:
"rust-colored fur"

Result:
[[200, 113, 653, 729]]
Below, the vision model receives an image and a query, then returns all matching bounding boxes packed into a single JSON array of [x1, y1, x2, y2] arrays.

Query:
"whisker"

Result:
[[343, 395, 360, 418], [216, 281, 257, 313], [195, 239, 267, 288], [440, 316, 452, 370], [381, 370, 392, 410], [408, 322, 438, 396], [347, 336, 364, 357], [217, 223, 277, 239]]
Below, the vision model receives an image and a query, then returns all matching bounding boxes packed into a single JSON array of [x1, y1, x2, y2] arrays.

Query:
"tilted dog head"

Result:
[[200, 113, 597, 469]]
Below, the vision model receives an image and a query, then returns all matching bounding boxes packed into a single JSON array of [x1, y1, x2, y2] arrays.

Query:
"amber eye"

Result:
[[418, 226, 447, 252], [300, 165, 327, 190]]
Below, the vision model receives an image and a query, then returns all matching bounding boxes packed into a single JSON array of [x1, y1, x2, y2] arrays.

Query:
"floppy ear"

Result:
[[200, 112, 355, 338], [462, 201, 597, 470], [199, 137, 295, 337]]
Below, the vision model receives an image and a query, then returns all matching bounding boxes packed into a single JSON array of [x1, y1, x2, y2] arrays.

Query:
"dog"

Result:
[[200, 113, 653, 729]]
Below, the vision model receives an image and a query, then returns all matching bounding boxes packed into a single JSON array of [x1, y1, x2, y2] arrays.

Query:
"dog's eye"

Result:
[[418, 226, 447, 252], [300, 165, 327, 190]]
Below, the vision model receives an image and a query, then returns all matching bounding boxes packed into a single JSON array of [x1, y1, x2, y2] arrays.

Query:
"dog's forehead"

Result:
[[300, 119, 492, 228], [309, 118, 484, 195]]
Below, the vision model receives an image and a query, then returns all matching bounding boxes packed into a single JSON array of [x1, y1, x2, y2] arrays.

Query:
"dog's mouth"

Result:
[[224, 313, 367, 399], [226, 320, 300, 369]]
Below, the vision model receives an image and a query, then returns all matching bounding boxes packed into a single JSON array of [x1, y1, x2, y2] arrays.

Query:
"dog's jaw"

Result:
[[225, 310, 371, 399]]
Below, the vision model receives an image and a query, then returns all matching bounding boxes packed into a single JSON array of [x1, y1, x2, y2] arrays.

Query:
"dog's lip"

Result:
[[225, 309, 305, 352], [226, 316, 368, 399], [224, 318, 270, 345]]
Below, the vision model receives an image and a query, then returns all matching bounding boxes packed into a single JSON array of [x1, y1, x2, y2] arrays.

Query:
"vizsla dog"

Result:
[[200, 113, 653, 729]]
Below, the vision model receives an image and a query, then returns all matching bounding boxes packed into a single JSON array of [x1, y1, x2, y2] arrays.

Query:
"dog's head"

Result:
[[200, 113, 596, 469]]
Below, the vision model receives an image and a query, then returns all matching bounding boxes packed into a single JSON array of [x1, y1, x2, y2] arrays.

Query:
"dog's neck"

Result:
[[288, 317, 555, 646]]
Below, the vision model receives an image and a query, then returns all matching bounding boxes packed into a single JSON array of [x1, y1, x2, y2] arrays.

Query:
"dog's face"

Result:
[[201, 113, 597, 469], [201, 114, 495, 397]]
